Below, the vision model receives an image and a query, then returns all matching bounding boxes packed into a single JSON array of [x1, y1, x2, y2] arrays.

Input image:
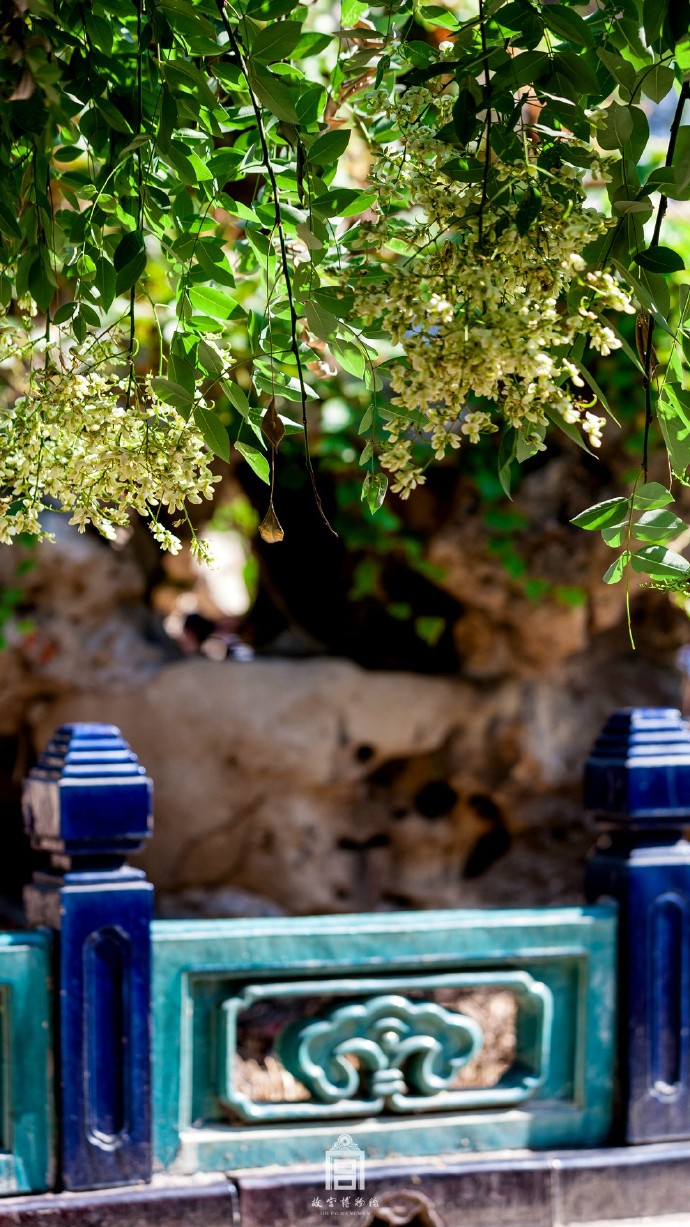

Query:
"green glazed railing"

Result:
[[0, 931, 54, 1194], [10, 708, 690, 1197], [151, 906, 617, 1174]]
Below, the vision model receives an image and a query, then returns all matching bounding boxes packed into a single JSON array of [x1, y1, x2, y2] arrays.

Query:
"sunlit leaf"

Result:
[[632, 482, 675, 510], [603, 552, 630, 584], [194, 405, 229, 460], [633, 509, 687, 544], [571, 497, 629, 530], [362, 471, 388, 513], [235, 441, 270, 484], [631, 546, 690, 579]]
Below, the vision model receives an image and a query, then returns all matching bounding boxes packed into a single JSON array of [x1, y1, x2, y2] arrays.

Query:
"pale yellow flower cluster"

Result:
[[354, 90, 634, 496], [0, 320, 218, 557]]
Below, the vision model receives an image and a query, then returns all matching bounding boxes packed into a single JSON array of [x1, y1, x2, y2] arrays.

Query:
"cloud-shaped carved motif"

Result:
[[277, 993, 483, 1107]]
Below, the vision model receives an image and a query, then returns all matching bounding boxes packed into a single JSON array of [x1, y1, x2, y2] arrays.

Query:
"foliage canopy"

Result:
[[1, 0, 690, 591]]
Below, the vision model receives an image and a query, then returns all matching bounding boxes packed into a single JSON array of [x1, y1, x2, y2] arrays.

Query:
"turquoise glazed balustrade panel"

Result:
[[151, 906, 617, 1174], [0, 931, 54, 1194]]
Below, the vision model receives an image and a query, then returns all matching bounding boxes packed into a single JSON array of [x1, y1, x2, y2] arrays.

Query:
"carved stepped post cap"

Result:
[[23, 722, 153, 858], [585, 707, 690, 826]]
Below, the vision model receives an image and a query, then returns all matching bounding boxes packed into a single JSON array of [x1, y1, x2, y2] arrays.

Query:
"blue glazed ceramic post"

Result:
[[23, 724, 153, 1190], [585, 707, 690, 1143]]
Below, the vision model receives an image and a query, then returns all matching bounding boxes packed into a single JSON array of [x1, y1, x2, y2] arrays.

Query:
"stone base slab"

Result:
[[2, 1144, 690, 1227]]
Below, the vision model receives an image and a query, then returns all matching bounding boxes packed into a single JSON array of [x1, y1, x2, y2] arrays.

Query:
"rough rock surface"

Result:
[[29, 646, 681, 914], [1, 478, 688, 916]]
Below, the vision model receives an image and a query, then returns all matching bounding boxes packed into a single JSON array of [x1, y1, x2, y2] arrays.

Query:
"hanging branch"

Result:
[[477, 0, 491, 249], [641, 79, 690, 479], [214, 0, 336, 536]]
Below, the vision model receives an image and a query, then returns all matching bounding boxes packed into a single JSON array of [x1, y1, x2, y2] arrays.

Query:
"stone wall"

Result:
[[1, 488, 687, 917]]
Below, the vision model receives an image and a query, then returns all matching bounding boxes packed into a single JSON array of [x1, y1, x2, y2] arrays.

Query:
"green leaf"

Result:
[[54, 146, 83, 163], [441, 157, 484, 183], [208, 148, 244, 184], [340, 191, 376, 217], [223, 380, 250, 416], [640, 63, 675, 103], [659, 384, 690, 480], [194, 405, 229, 461], [79, 303, 100, 328], [643, 165, 690, 202], [643, 0, 666, 44], [150, 377, 194, 411], [634, 246, 685, 274], [157, 88, 178, 155], [491, 50, 551, 90], [95, 97, 132, 134], [515, 186, 542, 235], [248, 64, 299, 122], [598, 101, 633, 148], [671, 128, 690, 196], [632, 482, 674, 510], [94, 256, 116, 311], [296, 221, 324, 251], [163, 60, 218, 112], [544, 405, 595, 454], [292, 31, 333, 59], [166, 146, 200, 186], [571, 496, 630, 529], [603, 552, 630, 584], [195, 243, 236, 287], [120, 133, 153, 159], [612, 199, 654, 217], [312, 187, 361, 216], [158, 0, 218, 41], [613, 259, 671, 333], [497, 428, 517, 498], [541, 5, 595, 47], [451, 90, 480, 144], [295, 84, 327, 125], [114, 230, 146, 296], [362, 471, 388, 513], [551, 50, 601, 95], [188, 285, 241, 319], [341, 0, 368, 21], [633, 509, 687, 544], [307, 128, 351, 167], [197, 340, 225, 380], [235, 440, 270, 484], [250, 21, 303, 62], [631, 546, 690, 579], [0, 200, 21, 241], [602, 523, 628, 548], [73, 313, 87, 344], [303, 299, 338, 340], [597, 48, 638, 96], [29, 248, 56, 312], [330, 338, 366, 379], [572, 360, 616, 422], [52, 301, 77, 325], [169, 350, 197, 394], [627, 104, 650, 162]]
